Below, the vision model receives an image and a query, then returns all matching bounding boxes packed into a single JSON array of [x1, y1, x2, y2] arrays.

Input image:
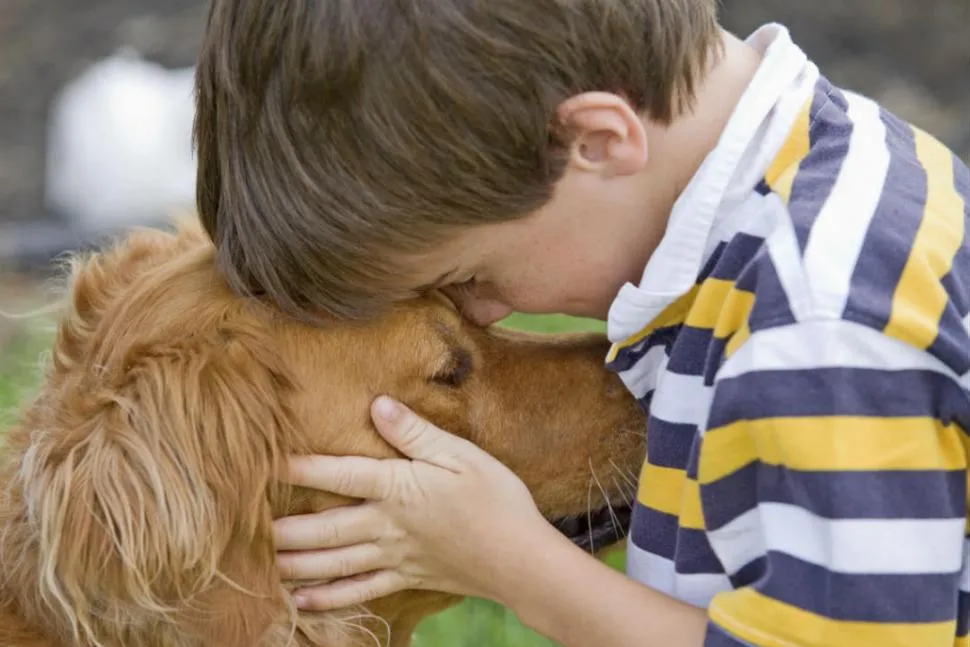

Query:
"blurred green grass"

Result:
[[0, 311, 624, 646]]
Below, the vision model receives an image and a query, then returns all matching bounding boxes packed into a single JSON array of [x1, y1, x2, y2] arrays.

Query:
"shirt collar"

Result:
[[606, 24, 814, 344]]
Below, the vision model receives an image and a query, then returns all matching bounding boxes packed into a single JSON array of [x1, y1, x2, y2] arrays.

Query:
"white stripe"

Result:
[[626, 540, 732, 609], [617, 344, 668, 400], [709, 504, 967, 578], [717, 317, 964, 383], [760, 502, 965, 575], [802, 91, 891, 318], [707, 508, 768, 575], [960, 537, 970, 594], [708, 192, 778, 248], [651, 371, 713, 429], [763, 194, 814, 321]]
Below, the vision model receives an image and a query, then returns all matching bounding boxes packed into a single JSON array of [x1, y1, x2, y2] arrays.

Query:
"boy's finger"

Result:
[[284, 455, 393, 500], [276, 542, 392, 582], [273, 504, 385, 551], [292, 569, 410, 611], [370, 396, 471, 469]]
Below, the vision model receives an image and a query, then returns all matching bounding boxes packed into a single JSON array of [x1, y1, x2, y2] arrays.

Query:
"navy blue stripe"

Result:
[[697, 241, 728, 284], [728, 556, 767, 589], [927, 314, 970, 377], [636, 391, 653, 417], [666, 325, 714, 376], [705, 622, 754, 647], [929, 155, 970, 375], [630, 505, 724, 576], [941, 151, 970, 320], [744, 253, 797, 333], [605, 325, 679, 373], [707, 366, 965, 428], [706, 233, 766, 282], [958, 588, 969, 638], [787, 82, 853, 252], [757, 551, 961, 623], [704, 462, 966, 530], [703, 335, 728, 386], [732, 257, 759, 294], [843, 107, 925, 330], [954, 150, 970, 207], [759, 465, 966, 520], [940, 263, 970, 322], [629, 503, 678, 559], [672, 527, 725, 575], [644, 416, 697, 470], [700, 462, 758, 531], [684, 439, 701, 480], [823, 79, 849, 112]]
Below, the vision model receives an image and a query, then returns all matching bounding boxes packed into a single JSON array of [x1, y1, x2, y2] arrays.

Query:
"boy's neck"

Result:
[[645, 29, 765, 201]]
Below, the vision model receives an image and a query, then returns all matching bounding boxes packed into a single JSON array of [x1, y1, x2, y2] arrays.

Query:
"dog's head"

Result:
[[0, 218, 644, 647]]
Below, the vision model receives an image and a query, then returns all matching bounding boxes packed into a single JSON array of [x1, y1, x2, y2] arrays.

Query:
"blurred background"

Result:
[[0, 1, 968, 645]]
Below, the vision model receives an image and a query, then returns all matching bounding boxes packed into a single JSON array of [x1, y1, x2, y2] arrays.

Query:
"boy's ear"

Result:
[[556, 92, 649, 176]]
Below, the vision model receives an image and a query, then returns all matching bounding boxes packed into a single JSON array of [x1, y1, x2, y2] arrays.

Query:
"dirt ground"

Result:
[[0, 0, 967, 228]]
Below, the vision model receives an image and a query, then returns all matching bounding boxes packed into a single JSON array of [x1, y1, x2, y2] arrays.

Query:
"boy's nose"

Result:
[[441, 288, 513, 327]]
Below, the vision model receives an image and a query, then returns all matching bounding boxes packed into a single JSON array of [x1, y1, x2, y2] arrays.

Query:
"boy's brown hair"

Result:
[[193, 0, 722, 322]]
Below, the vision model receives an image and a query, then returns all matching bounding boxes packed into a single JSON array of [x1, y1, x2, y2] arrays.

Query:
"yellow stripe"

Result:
[[636, 463, 705, 530], [764, 97, 813, 203], [699, 416, 967, 485], [724, 319, 751, 359], [697, 421, 760, 485], [710, 587, 956, 647], [685, 278, 735, 330], [883, 127, 966, 350], [679, 477, 705, 531], [606, 285, 700, 362], [713, 286, 755, 341], [682, 277, 756, 359]]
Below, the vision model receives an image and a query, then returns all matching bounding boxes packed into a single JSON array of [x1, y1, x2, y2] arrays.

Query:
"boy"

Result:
[[194, 1, 970, 645]]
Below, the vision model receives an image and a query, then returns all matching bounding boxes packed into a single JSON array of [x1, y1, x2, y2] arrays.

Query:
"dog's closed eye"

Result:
[[431, 347, 473, 388]]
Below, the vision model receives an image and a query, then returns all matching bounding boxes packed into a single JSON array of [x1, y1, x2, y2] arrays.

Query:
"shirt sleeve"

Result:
[[697, 317, 969, 647]]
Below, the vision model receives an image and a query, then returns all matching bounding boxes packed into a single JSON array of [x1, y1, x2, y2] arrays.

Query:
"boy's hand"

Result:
[[273, 396, 549, 610]]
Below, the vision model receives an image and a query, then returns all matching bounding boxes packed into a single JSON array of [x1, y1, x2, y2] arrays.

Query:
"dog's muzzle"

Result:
[[553, 504, 633, 553]]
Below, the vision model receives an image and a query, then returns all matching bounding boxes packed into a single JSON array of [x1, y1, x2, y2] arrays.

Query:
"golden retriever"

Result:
[[0, 217, 645, 647]]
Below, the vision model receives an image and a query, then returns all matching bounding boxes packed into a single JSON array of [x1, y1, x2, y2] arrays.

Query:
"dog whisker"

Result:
[[609, 458, 640, 505], [586, 476, 596, 556], [608, 458, 637, 490], [610, 472, 633, 508], [589, 459, 621, 542]]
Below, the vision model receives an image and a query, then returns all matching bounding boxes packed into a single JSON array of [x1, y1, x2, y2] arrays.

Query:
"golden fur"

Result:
[[0, 218, 645, 647]]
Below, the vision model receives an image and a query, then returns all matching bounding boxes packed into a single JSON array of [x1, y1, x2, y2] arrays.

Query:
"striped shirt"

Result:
[[606, 24, 970, 647]]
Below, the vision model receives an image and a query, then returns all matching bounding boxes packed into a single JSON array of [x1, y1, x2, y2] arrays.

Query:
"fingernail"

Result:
[[293, 593, 310, 609], [374, 396, 400, 422]]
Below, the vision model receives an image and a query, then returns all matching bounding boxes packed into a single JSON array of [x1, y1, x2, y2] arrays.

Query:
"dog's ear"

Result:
[[20, 323, 299, 647]]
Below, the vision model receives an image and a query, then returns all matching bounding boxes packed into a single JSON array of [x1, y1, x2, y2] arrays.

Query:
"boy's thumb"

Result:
[[370, 396, 464, 465]]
